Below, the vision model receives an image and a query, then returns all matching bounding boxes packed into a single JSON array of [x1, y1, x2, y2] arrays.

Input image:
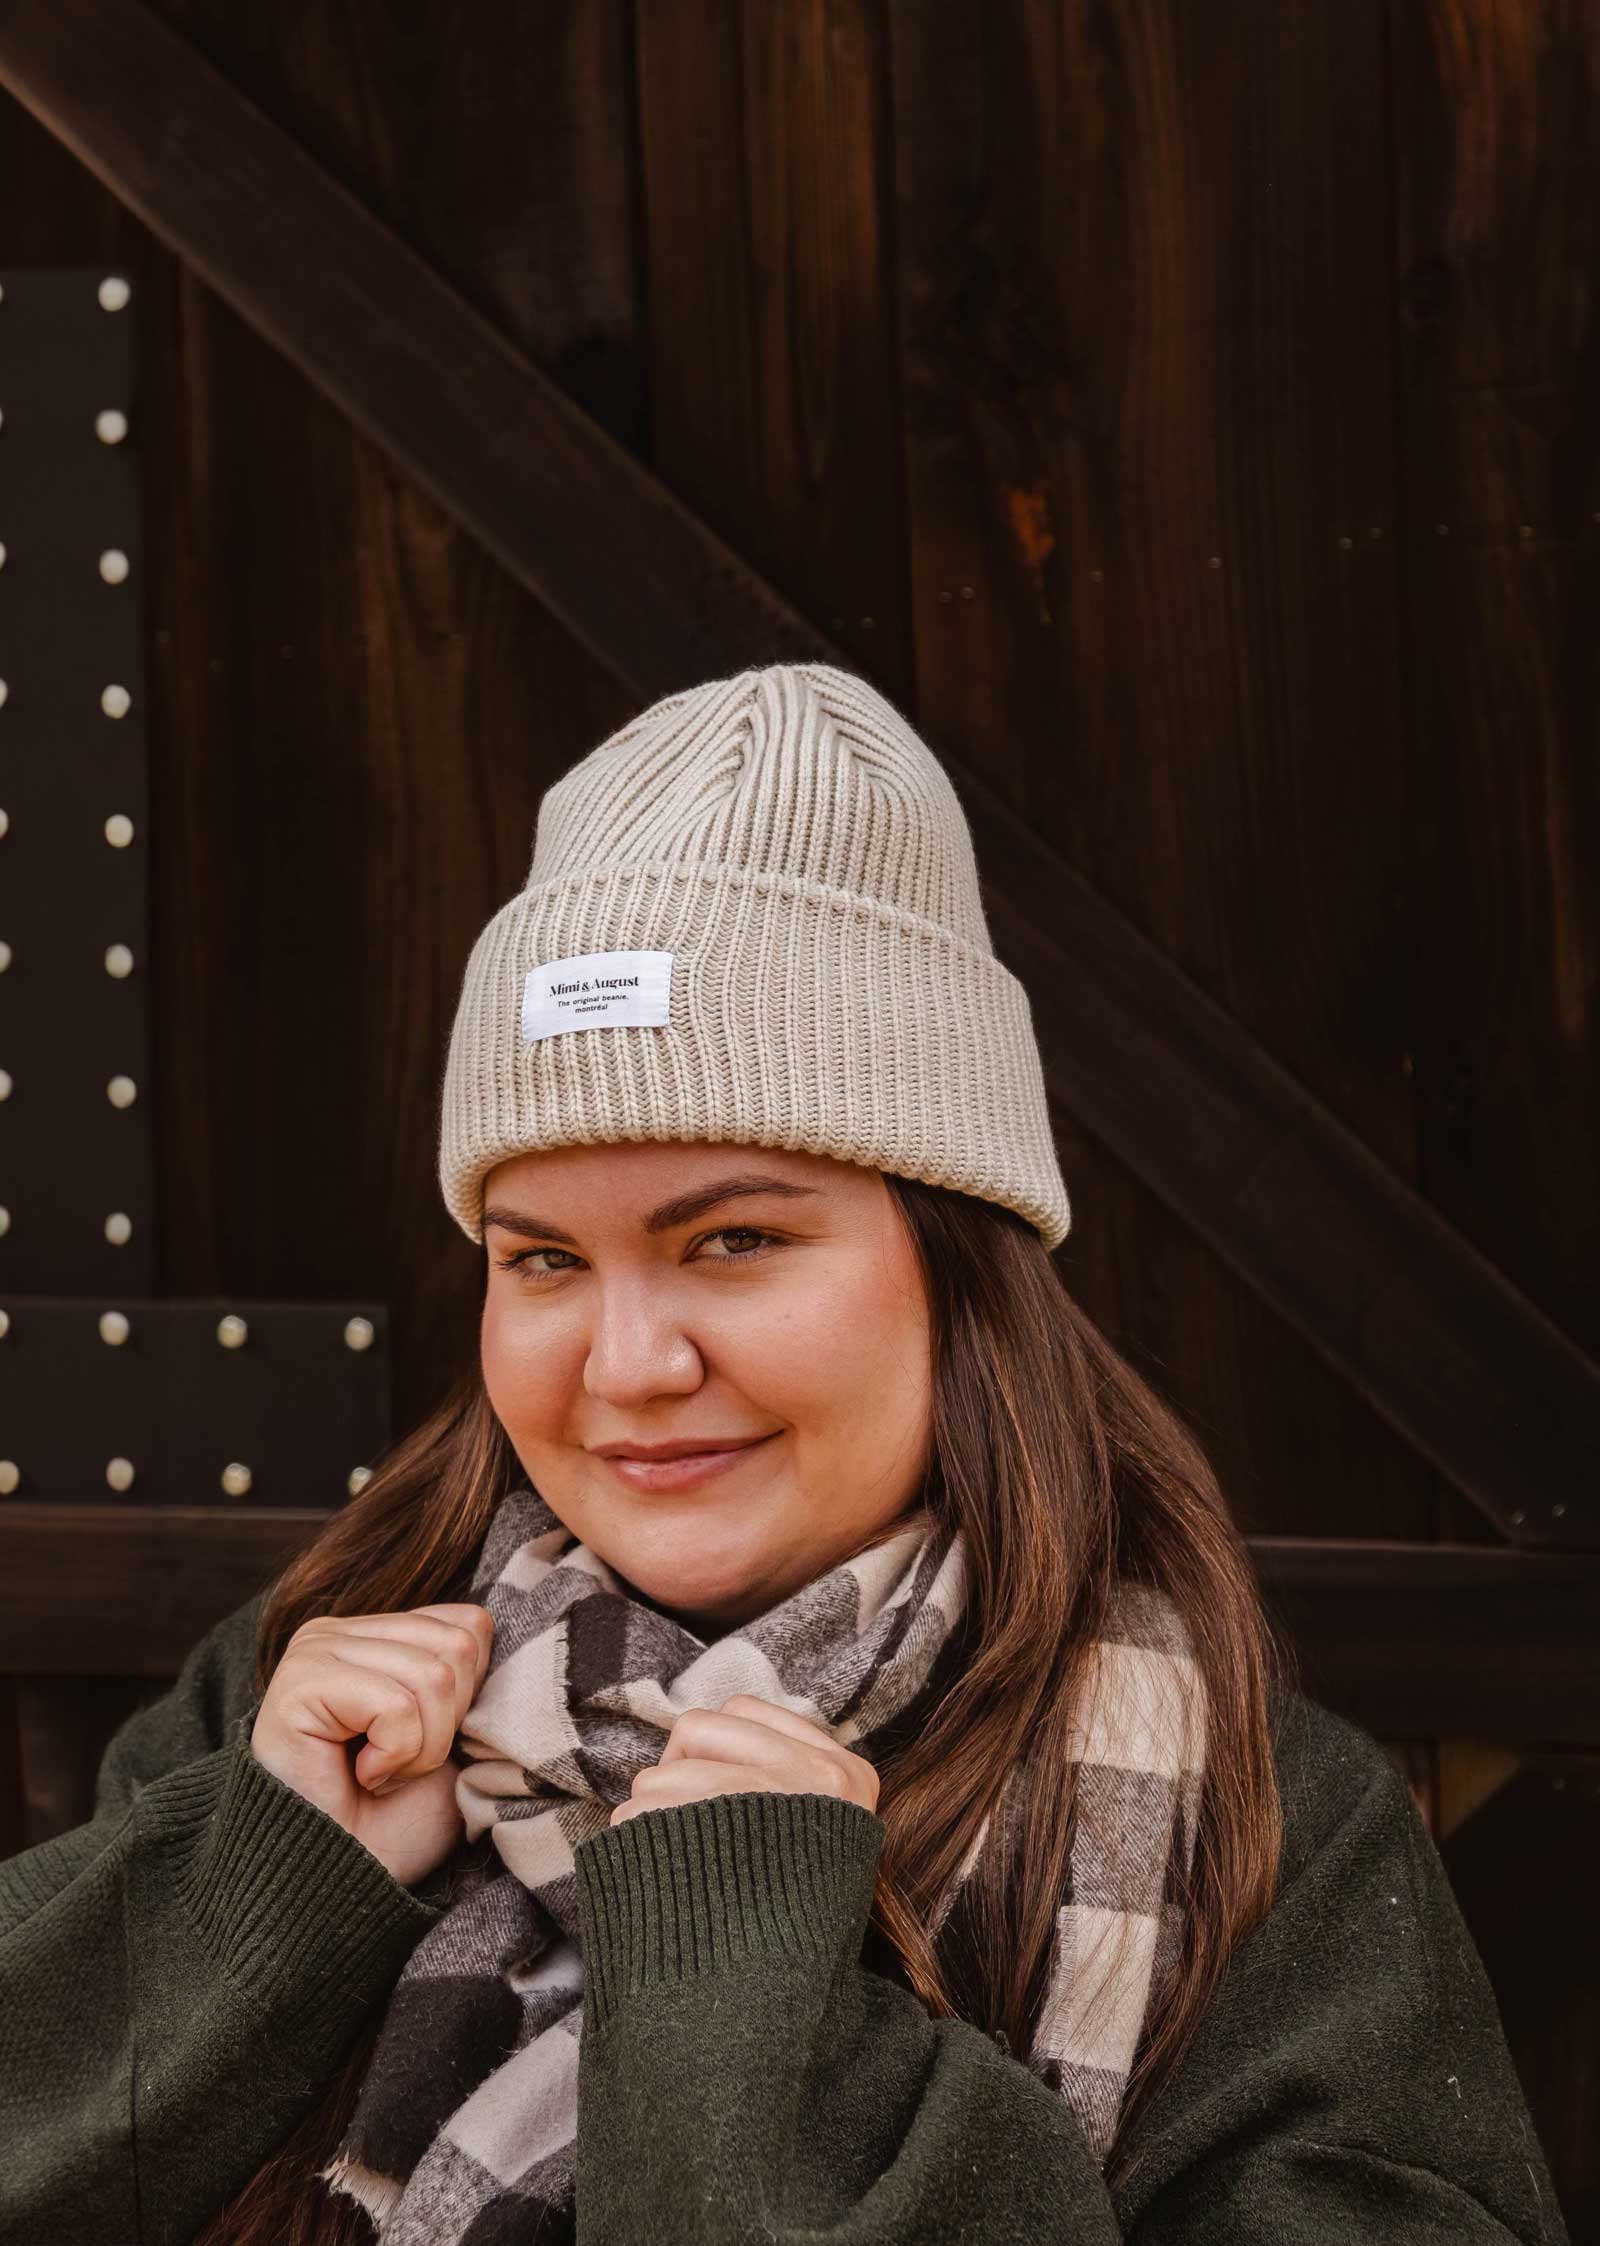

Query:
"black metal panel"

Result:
[[0, 1296, 390, 1506], [0, 264, 155, 1295]]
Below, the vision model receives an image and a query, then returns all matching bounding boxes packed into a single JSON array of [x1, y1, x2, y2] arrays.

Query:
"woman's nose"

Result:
[[581, 1283, 705, 1404]]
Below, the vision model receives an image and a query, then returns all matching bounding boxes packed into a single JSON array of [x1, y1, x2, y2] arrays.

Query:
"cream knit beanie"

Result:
[[437, 661, 1070, 1250]]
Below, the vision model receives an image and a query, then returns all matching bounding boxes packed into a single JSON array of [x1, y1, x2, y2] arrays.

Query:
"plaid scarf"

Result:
[[322, 1484, 1206, 2240]]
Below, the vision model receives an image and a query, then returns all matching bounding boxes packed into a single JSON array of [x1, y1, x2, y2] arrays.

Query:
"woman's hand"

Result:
[[250, 1602, 495, 1887], [610, 1693, 879, 1826]]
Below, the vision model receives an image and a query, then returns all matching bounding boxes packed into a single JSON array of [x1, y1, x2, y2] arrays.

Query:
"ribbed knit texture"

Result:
[[437, 662, 1071, 1248], [0, 1591, 1571, 2244], [575, 1789, 881, 2032], [163, 1737, 448, 2045]]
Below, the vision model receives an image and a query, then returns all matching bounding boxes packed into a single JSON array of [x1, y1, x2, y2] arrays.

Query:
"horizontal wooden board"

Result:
[[0, 1507, 1595, 1742]]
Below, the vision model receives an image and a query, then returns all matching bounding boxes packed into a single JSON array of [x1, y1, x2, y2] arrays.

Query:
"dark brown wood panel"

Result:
[[632, 0, 912, 697], [1444, 1753, 1600, 2233], [0, 1505, 330, 1673], [11, 1676, 160, 1848], [1388, 3, 1600, 1568], [0, 4, 657, 1433], [886, 0, 1425, 1550], [2, 0, 1595, 1548]]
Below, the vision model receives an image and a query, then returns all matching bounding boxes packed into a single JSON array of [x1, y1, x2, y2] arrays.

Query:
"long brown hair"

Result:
[[195, 1173, 1295, 2242]]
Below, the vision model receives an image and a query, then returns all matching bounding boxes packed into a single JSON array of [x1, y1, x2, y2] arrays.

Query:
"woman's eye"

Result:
[[493, 1227, 781, 1283], [699, 1226, 776, 1263], [494, 1246, 580, 1279]]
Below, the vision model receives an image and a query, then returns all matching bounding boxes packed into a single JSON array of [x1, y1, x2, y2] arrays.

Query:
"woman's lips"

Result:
[[598, 1433, 779, 1492]]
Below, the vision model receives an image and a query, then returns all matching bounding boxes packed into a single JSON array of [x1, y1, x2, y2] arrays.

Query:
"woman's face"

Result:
[[479, 1139, 934, 1638]]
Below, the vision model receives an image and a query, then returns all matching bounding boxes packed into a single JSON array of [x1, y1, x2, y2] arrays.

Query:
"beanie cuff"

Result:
[[438, 858, 1069, 1253]]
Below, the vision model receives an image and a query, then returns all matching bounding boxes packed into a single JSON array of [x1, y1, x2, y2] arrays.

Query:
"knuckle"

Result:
[[379, 1673, 422, 1720]]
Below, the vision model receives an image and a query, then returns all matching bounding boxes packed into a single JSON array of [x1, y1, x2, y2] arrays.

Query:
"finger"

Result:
[[412, 1604, 497, 1691], [687, 1698, 878, 1810], [659, 1709, 843, 1794], [616, 1759, 776, 1820], [301, 1617, 487, 1715], [300, 1637, 467, 1783], [663, 1700, 843, 1766], [715, 1694, 841, 1749], [282, 1654, 426, 1781], [299, 1605, 495, 1695]]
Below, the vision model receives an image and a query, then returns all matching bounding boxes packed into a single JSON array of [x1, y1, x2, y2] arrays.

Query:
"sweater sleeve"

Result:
[[569, 1697, 1570, 2245], [0, 1592, 453, 2246]]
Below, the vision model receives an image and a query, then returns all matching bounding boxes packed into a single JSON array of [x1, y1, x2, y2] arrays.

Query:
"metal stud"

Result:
[[99, 549, 130, 585], [0, 810, 9, 841], [99, 1310, 131, 1346], [348, 1466, 374, 1497], [0, 1462, 19, 1496], [217, 1313, 249, 1349], [95, 409, 128, 445], [0, 1070, 10, 1101], [98, 276, 131, 312], [0, 679, 9, 707], [221, 1462, 253, 1497], [0, 1309, 10, 1340], [105, 943, 134, 978], [0, 1206, 8, 1236], [101, 683, 132, 720], [105, 1456, 136, 1492], [105, 813, 134, 848], [107, 1074, 138, 1108], [0, 542, 6, 569], [0, 942, 9, 972], [104, 1211, 132, 1245], [344, 1316, 375, 1352]]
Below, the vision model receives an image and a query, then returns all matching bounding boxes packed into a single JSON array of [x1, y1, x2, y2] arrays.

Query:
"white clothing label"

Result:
[[521, 949, 674, 1040]]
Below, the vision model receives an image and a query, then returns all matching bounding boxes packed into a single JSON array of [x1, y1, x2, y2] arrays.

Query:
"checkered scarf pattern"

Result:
[[322, 1484, 1206, 2239]]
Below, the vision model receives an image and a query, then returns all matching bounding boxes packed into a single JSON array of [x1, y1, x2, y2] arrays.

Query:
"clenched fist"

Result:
[[250, 1602, 495, 1887]]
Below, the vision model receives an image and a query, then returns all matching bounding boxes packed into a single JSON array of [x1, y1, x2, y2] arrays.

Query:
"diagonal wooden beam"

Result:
[[2, 0, 1596, 1549]]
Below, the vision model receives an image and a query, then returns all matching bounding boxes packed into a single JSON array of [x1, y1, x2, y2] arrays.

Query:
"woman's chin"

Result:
[[616, 1534, 795, 1637]]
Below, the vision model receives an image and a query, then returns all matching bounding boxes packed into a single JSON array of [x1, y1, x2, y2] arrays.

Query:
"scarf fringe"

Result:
[[320, 2151, 405, 2231]]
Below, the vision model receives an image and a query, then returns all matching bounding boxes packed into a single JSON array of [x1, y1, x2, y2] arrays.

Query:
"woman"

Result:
[[0, 663, 1565, 2244]]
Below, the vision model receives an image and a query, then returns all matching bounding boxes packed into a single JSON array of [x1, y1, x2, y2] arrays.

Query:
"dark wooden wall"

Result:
[[0, 0, 1595, 2227]]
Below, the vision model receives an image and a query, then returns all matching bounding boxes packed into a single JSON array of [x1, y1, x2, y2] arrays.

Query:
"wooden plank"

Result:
[[0, 1505, 329, 1674], [0, 1508, 1594, 1741], [0, 1678, 24, 1859], [1250, 1536, 1600, 1744], [1442, 1752, 1600, 2221], [882, 0, 1434, 1560], [1389, 0, 1600, 1367], [633, 0, 911, 697], [0, 0, 1596, 1550], [11, 1675, 156, 1845], [1387, 7, 1600, 1545]]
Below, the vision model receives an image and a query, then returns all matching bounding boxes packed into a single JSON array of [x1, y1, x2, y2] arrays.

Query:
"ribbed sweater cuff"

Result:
[[148, 1734, 445, 2043], [574, 1789, 883, 2036]]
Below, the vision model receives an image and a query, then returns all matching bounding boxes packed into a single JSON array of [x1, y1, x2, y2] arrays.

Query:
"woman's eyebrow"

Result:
[[482, 1174, 821, 1248]]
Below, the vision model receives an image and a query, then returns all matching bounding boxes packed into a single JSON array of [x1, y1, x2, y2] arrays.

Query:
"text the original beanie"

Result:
[[437, 661, 1070, 1249]]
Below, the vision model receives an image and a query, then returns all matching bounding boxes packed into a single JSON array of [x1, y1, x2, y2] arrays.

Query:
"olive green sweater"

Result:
[[0, 1590, 1571, 2245]]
